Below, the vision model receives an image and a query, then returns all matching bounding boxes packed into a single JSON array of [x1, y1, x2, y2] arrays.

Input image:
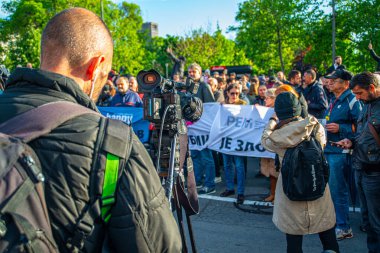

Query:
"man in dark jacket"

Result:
[[253, 84, 267, 106], [335, 72, 380, 253], [0, 8, 181, 252], [368, 42, 380, 71], [299, 69, 328, 119], [187, 63, 216, 194], [326, 56, 346, 75]]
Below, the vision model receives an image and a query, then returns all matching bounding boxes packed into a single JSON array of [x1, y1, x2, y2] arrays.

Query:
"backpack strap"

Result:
[[66, 118, 133, 252], [101, 153, 120, 222], [99, 118, 133, 222], [0, 101, 98, 142]]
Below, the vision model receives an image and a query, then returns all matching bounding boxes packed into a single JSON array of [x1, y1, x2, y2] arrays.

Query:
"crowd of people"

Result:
[[0, 7, 380, 253]]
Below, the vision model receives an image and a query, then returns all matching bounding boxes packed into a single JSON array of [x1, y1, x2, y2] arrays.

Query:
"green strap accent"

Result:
[[101, 153, 120, 223]]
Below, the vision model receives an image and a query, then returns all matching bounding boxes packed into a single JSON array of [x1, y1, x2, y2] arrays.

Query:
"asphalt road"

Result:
[[180, 157, 367, 253]]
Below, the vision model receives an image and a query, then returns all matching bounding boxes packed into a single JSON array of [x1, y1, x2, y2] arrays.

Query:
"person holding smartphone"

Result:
[[324, 69, 363, 240], [335, 72, 380, 253]]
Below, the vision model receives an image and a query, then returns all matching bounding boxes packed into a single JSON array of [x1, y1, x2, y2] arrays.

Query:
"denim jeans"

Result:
[[356, 169, 380, 253], [191, 148, 215, 188], [222, 154, 245, 194], [326, 153, 351, 230]]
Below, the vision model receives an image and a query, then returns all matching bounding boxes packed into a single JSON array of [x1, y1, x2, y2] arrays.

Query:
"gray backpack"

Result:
[[0, 101, 131, 252]]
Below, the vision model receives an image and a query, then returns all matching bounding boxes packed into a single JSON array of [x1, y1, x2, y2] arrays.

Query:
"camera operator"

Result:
[[187, 63, 217, 194], [0, 8, 181, 252]]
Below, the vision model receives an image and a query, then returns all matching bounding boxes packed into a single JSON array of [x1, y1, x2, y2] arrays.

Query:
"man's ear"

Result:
[[369, 83, 376, 93], [86, 55, 106, 81]]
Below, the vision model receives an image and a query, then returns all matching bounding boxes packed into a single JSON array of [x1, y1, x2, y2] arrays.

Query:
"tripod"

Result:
[[151, 113, 199, 253]]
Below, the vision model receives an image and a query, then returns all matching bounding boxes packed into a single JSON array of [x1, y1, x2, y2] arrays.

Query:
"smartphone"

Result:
[[329, 141, 338, 146]]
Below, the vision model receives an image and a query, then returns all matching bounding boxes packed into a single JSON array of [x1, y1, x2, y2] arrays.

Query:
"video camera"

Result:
[[137, 69, 202, 125], [137, 69, 202, 192]]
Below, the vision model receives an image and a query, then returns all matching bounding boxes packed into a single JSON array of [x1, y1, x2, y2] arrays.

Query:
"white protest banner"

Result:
[[188, 103, 275, 158], [187, 103, 220, 150]]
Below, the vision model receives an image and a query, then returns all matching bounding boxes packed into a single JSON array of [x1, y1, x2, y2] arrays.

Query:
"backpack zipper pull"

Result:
[[23, 155, 45, 182]]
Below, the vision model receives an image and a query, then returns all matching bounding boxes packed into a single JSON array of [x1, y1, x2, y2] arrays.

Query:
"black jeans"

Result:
[[286, 227, 339, 253]]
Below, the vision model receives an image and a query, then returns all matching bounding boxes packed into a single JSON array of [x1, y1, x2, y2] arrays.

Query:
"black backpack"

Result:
[[0, 101, 131, 252], [281, 127, 329, 201]]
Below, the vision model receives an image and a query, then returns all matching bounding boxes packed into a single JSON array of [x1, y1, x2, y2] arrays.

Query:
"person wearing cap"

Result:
[[261, 92, 339, 253], [324, 69, 363, 240]]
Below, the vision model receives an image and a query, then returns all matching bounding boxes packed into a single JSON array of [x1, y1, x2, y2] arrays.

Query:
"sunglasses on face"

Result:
[[229, 92, 239, 96]]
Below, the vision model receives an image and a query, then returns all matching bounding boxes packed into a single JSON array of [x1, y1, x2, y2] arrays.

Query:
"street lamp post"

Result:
[[332, 0, 336, 64], [165, 63, 169, 78], [100, 0, 104, 20]]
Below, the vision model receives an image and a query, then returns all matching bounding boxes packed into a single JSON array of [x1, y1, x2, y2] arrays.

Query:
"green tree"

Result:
[[163, 28, 251, 72], [107, 2, 146, 75], [232, 0, 328, 75], [1, 0, 146, 75]]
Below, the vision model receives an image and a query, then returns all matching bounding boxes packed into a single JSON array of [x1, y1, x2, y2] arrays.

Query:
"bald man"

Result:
[[0, 8, 181, 252]]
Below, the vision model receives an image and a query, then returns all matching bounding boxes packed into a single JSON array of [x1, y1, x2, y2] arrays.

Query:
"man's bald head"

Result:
[[41, 8, 113, 69]]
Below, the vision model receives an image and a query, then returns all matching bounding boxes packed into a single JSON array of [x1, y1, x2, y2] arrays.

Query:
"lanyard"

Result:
[[325, 98, 338, 121]]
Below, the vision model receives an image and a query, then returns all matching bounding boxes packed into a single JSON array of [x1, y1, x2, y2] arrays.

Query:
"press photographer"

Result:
[[0, 8, 181, 253]]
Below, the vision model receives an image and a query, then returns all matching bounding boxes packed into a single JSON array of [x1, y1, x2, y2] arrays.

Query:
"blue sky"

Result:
[[123, 0, 244, 39], [0, 0, 243, 38]]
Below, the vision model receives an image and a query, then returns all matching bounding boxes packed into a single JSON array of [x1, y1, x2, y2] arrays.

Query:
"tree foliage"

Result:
[[232, 0, 380, 75], [2, 0, 380, 76]]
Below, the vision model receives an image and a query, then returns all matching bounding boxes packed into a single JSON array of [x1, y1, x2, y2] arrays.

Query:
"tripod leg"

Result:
[[185, 213, 197, 253], [174, 185, 188, 253]]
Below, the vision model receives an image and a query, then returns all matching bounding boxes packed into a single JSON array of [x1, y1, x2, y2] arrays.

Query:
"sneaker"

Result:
[[220, 189, 235, 197], [360, 225, 368, 233], [336, 228, 353, 240], [198, 186, 216, 195], [214, 176, 222, 183], [196, 183, 203, 189], [236, 194, 245, 205]]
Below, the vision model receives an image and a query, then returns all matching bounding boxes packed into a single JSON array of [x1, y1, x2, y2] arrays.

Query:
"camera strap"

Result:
[[177, 134, 199, 215]]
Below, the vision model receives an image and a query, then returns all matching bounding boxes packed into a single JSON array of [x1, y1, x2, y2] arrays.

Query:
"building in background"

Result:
[[142, 22, 159, 38]]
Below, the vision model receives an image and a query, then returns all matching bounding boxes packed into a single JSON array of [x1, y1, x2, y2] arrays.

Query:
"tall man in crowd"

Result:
[[299, 69, 328, 119], [326, 56, 346, 75], [324, 69, 362, 240], [0, 8, 181, 252], [288, 70, 302, 88], [187, 63, 217, 194], [336, 72, 380, 253]]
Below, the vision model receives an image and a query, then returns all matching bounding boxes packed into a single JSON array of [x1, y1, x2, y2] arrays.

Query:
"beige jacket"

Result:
[[261, 116, 336, 235]]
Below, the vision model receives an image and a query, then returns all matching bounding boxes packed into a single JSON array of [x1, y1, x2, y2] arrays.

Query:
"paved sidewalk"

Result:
[[185, 157, 367, 253]]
